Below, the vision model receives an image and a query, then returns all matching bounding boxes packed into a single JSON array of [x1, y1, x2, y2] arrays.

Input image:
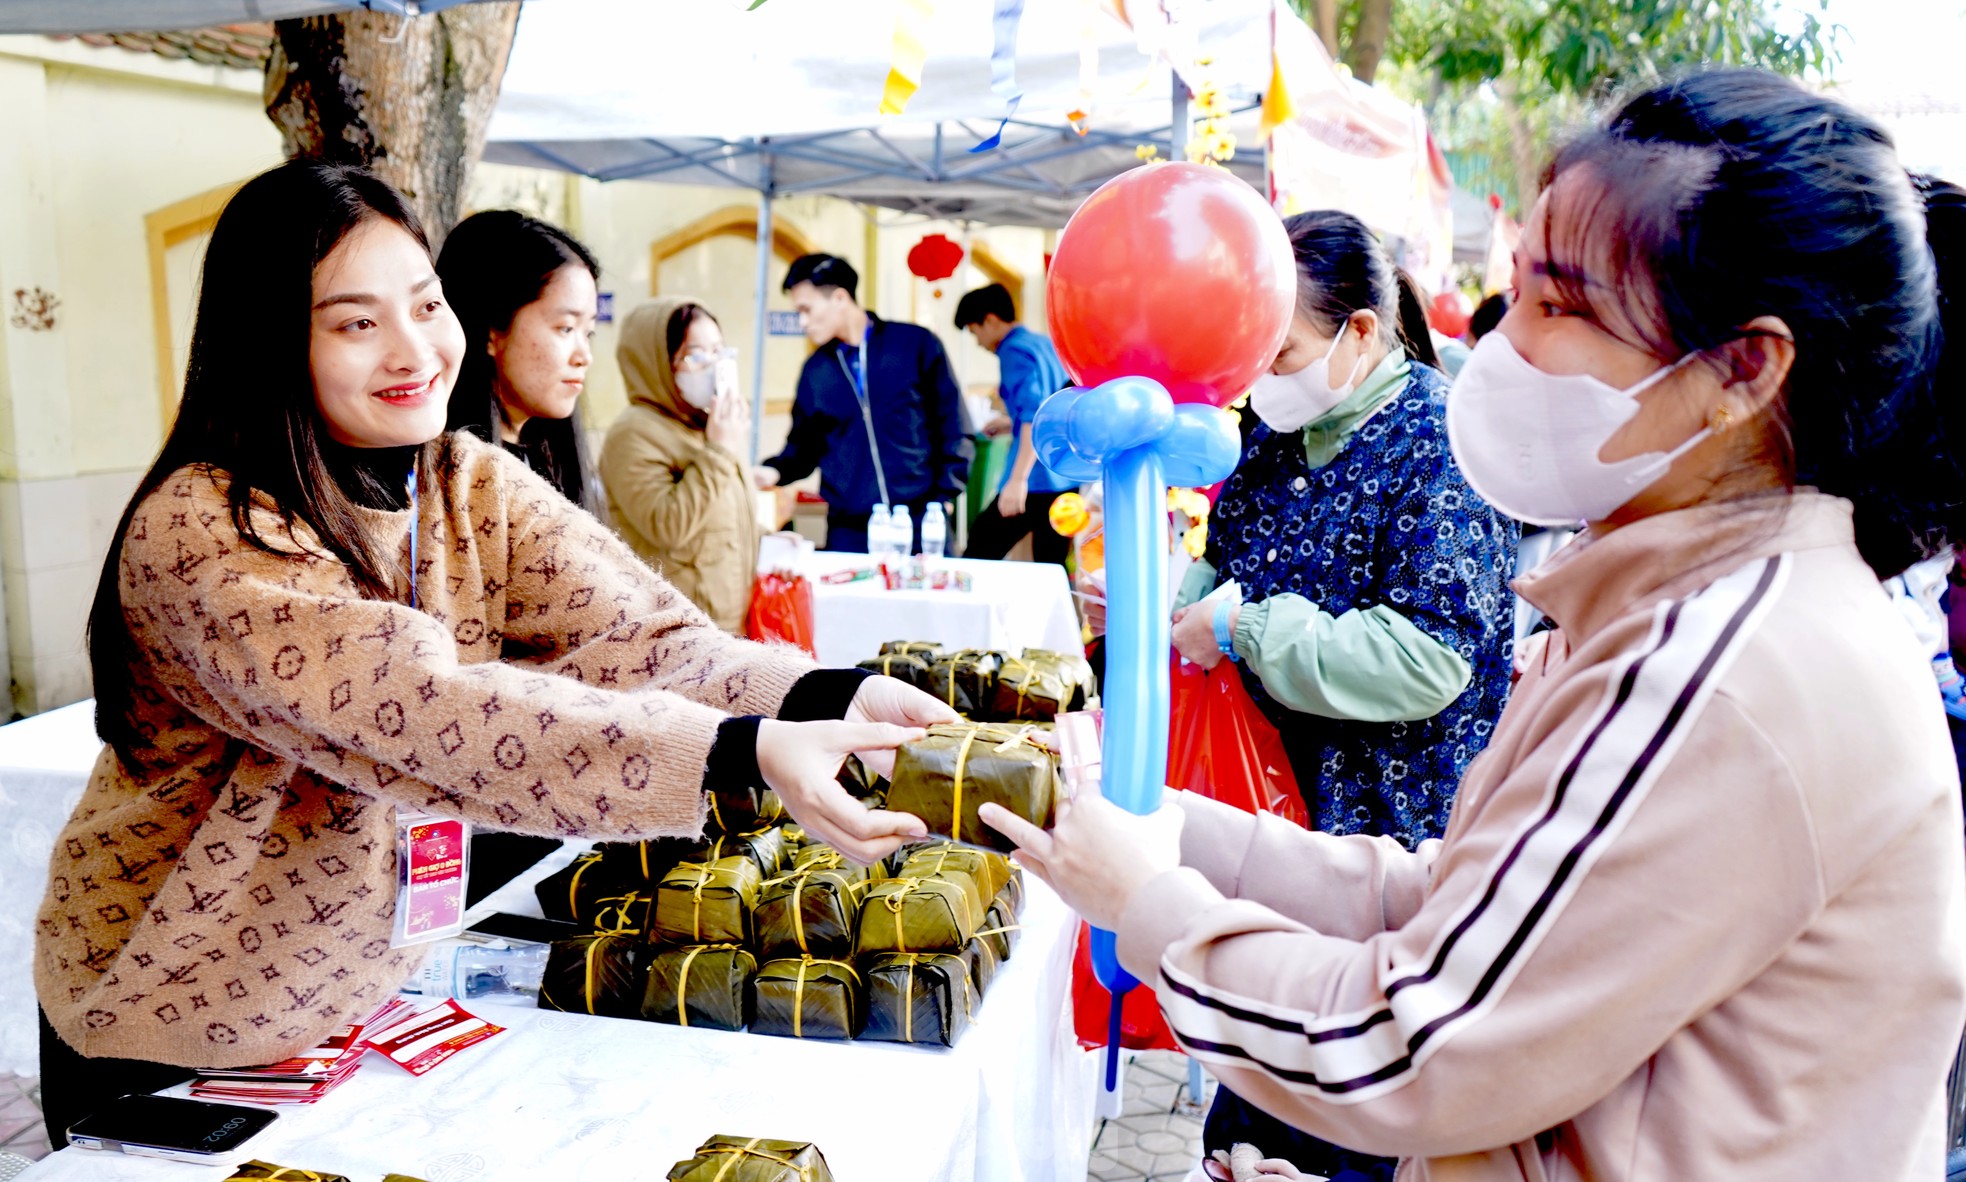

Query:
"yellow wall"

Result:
[[39, 58, 282, 475]]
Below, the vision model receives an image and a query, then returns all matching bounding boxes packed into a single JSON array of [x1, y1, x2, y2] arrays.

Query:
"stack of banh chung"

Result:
[[531, 705, 1035, 1046]]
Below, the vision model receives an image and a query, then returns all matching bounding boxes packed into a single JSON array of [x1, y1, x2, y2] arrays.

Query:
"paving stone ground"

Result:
[[1087, 1050, 1215, 1182]]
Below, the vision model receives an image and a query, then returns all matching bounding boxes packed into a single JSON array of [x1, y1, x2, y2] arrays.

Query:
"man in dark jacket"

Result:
[[756, 254, 973, 552]]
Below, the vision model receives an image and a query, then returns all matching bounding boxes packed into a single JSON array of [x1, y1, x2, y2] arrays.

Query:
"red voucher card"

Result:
[[363, 998, 505, 1077]]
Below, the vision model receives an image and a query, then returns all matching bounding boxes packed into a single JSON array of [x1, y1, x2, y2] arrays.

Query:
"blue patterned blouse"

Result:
[[1207, 361, 1519, 847]]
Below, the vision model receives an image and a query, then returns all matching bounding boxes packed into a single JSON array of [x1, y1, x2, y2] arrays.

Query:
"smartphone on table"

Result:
[[67, 1093, 278, 1163]]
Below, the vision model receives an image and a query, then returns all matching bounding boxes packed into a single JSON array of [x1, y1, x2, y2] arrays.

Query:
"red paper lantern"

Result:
[[907, 234, 965, 283]]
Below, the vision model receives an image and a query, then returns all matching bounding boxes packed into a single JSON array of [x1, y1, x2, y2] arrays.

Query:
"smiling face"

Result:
[[488, 262, 598, 431], [309, 218, 465, 448]]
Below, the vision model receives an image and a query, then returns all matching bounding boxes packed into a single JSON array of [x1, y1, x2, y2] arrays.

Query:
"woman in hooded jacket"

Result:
[[599, 298, 759, 632]]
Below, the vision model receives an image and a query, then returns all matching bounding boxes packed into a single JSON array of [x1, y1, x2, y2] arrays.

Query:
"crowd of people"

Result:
[[29, 64, 1966, 1180]]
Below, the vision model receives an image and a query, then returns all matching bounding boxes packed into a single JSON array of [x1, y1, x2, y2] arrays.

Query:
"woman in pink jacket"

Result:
[[988, 69, 1966, 1180]]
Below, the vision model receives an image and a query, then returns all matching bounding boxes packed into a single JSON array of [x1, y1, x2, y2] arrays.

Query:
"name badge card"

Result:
[[392, 808, 470, 946]]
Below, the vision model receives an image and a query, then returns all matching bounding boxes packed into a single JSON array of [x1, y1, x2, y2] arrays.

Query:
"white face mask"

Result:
[[676, 353, 737, 411], [1445, 332, 1706, 527], [1247, 330, 1368, 432]]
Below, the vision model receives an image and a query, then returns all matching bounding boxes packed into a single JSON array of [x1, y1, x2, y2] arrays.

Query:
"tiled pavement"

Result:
[[0, 1055, 1217, 1178], [1088, 1050, 1216, 1182], [0, 1076, 49, 1164]]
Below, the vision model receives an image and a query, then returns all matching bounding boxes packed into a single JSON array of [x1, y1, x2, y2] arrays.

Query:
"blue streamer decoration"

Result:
[[970, 0, 1026, 153]]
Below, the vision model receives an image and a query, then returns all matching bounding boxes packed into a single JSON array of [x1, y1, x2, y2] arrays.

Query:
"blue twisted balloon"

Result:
[[1033, 376, 1240, 1089]]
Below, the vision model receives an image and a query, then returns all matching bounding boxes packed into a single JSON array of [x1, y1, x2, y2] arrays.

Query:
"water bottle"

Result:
[[921, 502, 947, 560], [867, 503, 892, 558], [891, 504, 915, 557], [406, 937, 548, 1006]]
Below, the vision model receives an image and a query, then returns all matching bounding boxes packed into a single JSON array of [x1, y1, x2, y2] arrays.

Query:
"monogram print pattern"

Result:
[[35, 437, 813, 1068], [1209, 365, 1518, 848]]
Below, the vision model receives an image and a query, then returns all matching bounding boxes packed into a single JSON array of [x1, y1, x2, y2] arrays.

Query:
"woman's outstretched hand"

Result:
[[845, 675, 961, 776], [756, 718, 928, 863], [980, 792, 1185, 931]]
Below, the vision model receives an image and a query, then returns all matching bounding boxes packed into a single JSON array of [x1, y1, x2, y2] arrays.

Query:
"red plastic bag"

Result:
[[1067, 660, 1308, 1051], [1166, 655, 1309, 827], [1071, 921, 1183, 1051], [744, 572, 816, 656]]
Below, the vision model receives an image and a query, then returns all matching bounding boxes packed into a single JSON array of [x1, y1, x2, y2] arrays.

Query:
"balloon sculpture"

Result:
[[1039, 162, 1295, 1098]]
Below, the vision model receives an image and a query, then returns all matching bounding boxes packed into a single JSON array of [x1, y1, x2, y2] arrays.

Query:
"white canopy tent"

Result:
[[484, 0, 1275, 226], [484, 0, 1276, 458]]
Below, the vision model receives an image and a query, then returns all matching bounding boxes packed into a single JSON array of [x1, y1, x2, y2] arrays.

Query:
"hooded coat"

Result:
[[599, 298, 760, 632]]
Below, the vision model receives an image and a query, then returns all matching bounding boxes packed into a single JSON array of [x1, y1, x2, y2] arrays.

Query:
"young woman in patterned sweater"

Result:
[[1167, 210, 1519, 1181], [34, 160, 954, 1143]]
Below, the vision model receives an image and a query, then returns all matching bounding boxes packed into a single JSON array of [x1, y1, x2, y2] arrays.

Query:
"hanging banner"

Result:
[[1265, 1, 1456, 292]]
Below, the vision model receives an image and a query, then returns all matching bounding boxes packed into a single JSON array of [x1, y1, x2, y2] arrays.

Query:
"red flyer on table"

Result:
[[363, 998, 505, 1077]]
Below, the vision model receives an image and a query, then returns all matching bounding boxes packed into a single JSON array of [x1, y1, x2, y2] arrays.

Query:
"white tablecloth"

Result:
[[0, 700, 104, 1079], [799, 553, 1083, 669], [23, 842, 1095, 1182]]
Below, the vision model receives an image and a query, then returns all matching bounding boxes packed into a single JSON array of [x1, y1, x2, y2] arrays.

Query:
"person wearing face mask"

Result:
[[982, 69, 1966, 1181], [35, 161, 963, 1146], [599, 298, 758, 632], [437, 210, 608, 521], [1165, 210, 1519, 1179]]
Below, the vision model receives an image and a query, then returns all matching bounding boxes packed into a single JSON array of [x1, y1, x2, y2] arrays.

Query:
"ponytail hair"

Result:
[[1541, 68, 1966, 576], [1391, 268, 1442, 370], [1281, 210, 1440, 372]]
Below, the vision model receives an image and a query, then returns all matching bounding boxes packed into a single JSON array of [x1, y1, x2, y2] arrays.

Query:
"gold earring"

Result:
[[1708, 404, 1736, 433]]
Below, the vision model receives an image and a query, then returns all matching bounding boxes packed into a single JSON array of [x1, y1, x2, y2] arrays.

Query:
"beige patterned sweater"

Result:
[[36, 436, 814, 1067]]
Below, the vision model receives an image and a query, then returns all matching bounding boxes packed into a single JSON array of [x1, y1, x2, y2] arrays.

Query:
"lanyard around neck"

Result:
[[835, 338, 890, 507], [405, 463, 420, 612]]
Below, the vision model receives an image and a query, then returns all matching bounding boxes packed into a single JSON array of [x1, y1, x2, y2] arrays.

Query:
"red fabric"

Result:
[[1167, 655, 1309, 827], [1070, 655, 1310, 1050], [744, 572, 816, 656]]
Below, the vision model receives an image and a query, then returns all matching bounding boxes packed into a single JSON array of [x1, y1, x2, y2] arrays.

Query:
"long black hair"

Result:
[[88, 159, 443, 769], [437, 210, 605, 519], [1540, 68, 1964, 576], [1281, 210, 1441, 371]]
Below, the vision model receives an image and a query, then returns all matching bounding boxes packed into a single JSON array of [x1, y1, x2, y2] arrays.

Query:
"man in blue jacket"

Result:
[[955, 284, 1076, 566], [756, 254, 972, 553]]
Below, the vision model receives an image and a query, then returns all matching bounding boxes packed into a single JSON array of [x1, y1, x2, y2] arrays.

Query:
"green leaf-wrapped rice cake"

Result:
[[862, 951, 976, 1047], [756, 865, 869, 961], [666, 1136, 834, 1182], [538, 931, 650, 1018], [750, 957, 862, 1040], [642, 944, 756, 1031], [653, 858, 763, 946], [886, 724, 1058, 853]]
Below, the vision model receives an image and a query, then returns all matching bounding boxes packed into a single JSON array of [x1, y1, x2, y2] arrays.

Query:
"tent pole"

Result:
[[1169, 68, 1191, 161], [750, 155, 775, 466]]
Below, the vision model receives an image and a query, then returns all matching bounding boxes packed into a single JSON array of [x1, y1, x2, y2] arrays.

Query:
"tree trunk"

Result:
[[1346, 0, 1393, 84], [264, 3, 522, 248], [1313, 0, 1339, 57]]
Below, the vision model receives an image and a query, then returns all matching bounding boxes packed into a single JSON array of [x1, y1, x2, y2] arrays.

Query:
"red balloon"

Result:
[[1429, 290, 1474, 338], [1047, 163, 1294, 408]]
